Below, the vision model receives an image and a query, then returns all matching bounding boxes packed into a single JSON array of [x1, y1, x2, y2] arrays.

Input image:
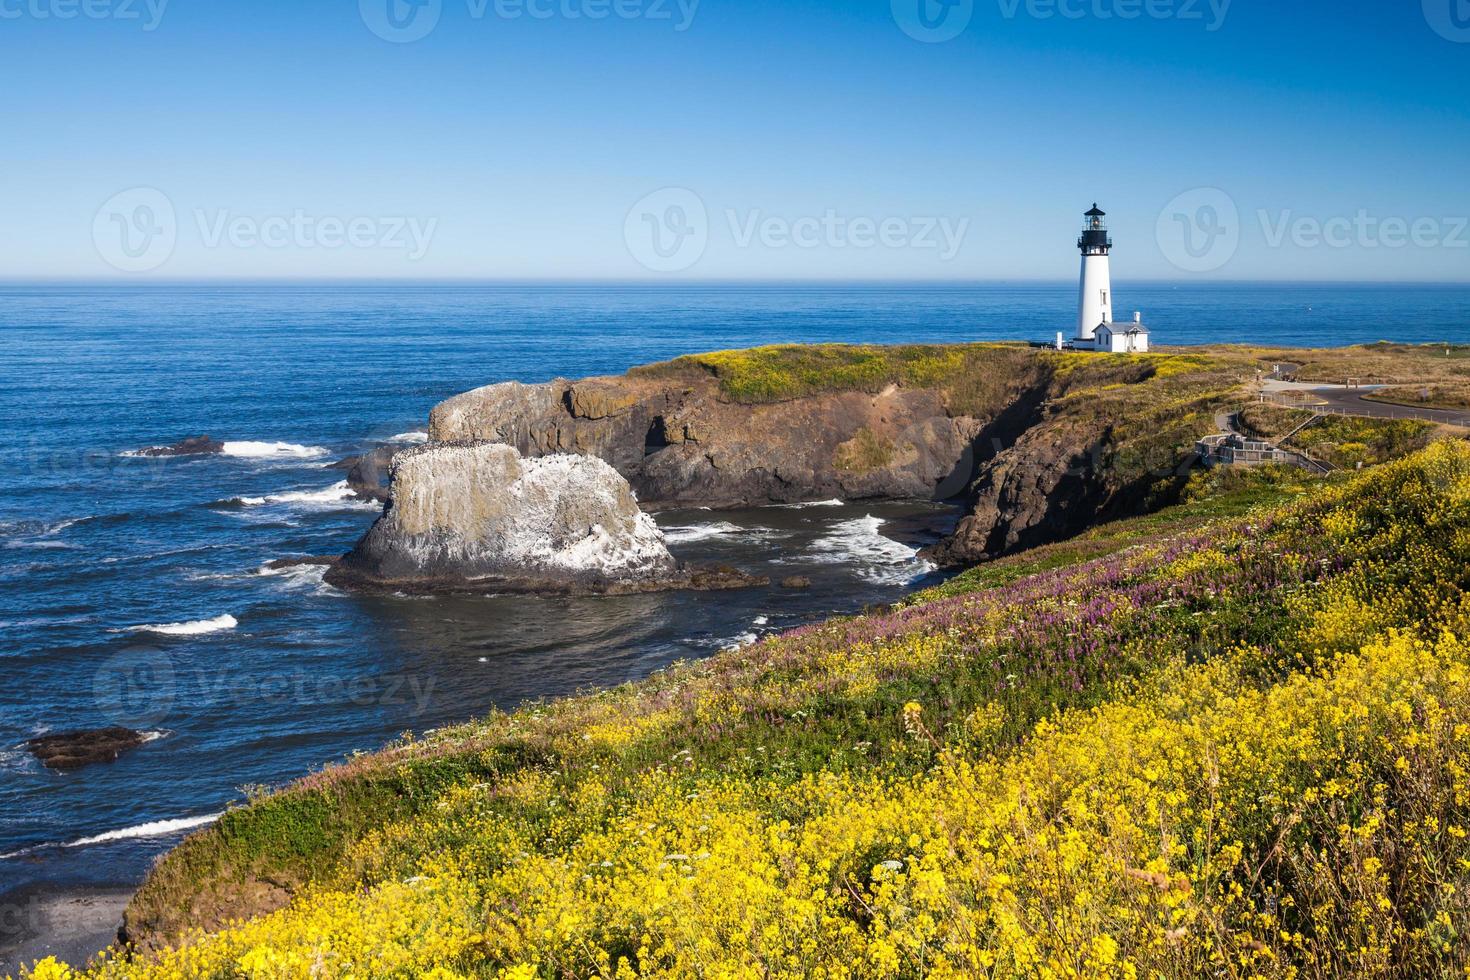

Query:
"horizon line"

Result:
[[3, 277, 1469, 288]]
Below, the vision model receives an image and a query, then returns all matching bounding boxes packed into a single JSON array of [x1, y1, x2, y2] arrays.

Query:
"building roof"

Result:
[[1085, 204, 1106, 216], [1100, 321, 1150, 334]]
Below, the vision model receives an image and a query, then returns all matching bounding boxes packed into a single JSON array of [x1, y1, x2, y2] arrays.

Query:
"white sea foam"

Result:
[[63, 812, 222, 848], [0, 746, 35, 776], [659, 521, 745, 544], [809, 515, 936, 586], [235, 481, 379, 511], [777, 498, 846, 509], [256, 562, 328, 582], [0, 809, 221, 860], [257, 562, 342, 596], [0, 615, 94, 629], [1, 517, 85, 550], [388, 431, 429, 444], [753, 615, 770, 626], [724, 632, 759, 650], [222, 441, 328, 459], [118, 614, 238, 636]]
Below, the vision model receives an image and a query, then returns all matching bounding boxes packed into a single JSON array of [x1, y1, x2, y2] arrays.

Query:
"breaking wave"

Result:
[[233, 481, 379, 511], [808, 515, 936, 585], [660, 521, 746, 544], [221, 441, 328, 459], [116, 613, 238, 636]]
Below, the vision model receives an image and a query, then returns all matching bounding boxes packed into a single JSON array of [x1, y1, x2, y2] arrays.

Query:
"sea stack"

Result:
[[326, 442, 685, 594]]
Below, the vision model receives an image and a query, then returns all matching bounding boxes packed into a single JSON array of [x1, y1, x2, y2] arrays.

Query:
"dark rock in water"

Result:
[[344, 445, 397, 502], [687, 566, 771, 591], [779, 575, 813, 590], [25, 727, 147, 770], [326, 442, 762, 596], [134, 435, 224, 457]]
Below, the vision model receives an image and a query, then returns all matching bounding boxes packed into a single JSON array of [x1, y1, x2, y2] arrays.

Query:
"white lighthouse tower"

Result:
[[1072, 204, 1149, 353], [1076, 204, 1112, 344]]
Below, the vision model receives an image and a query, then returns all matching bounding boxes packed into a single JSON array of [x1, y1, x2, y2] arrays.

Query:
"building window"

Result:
[[1101, 290, 1108, 306]]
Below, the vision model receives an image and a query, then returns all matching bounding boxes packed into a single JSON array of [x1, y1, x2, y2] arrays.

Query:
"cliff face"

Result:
[[426, 346, 1252, 566], [429, 375, 985, 508]]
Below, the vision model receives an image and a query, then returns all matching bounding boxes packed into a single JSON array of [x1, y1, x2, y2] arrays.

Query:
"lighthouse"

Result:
[[1076, 204, 1112, 343], [1073, 204, 1149, 353]]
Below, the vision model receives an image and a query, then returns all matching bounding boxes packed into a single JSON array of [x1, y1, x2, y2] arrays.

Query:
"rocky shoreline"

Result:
[[132, 347, 1256, 597], [250, 345, 1252, 595]]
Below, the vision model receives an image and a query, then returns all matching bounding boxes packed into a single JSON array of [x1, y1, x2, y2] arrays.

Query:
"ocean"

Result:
[[2, 281, 1467, 929]]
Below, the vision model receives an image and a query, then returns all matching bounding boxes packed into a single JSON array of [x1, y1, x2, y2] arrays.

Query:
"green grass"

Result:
[[833, 426, 897, 472], [1287, 414, 1437, 468], [629, 343, 1251, 416]]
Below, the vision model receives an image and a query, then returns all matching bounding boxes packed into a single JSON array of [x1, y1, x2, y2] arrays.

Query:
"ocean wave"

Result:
[[0, 614, 95, 629], [0, 517, 86, 550], [2, 539, 80, 550], [221, 440, 328, 459], [257, 562, 343, 596], [659, 521, 782, 545], [233, 481, 379, 511], [388, 431, 429, 444], [116, 613, 238, 636], [0, 801, 214, 861], [684, 630, 762, 652], [62, 812, 222, 849], [0, 745, 36, 776], [660, 521, 744, 544], [809, 515, 937, 586], [102, 544, 221, 566], [776, 498, 846, 509]]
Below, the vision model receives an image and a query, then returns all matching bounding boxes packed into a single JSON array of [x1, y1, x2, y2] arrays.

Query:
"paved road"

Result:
[[1259, 381, 1470, 426], [1310, 388, 1469, 424]]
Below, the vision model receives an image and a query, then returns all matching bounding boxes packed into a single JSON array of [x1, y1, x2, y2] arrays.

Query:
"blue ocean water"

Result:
[[1, 281, 1467, 921]]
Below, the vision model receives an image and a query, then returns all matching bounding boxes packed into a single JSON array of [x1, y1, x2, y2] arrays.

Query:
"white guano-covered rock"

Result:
[[329, 442, 679, 593]]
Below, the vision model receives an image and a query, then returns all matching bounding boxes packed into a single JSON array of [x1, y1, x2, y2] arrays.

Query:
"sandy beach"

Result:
[[0, 885, 131, 977]]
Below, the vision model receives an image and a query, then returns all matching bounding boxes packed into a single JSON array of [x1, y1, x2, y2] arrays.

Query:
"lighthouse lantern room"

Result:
[[1072, 204, 1149, 353]]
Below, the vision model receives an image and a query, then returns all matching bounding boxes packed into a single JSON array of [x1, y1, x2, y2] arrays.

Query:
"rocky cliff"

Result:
[[425, 345, 1255, 565], [327, 443, 687, 594], [429, 376, 984, 508]]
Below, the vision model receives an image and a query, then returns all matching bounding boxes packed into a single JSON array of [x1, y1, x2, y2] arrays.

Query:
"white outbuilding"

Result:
[[1095, 314, 1150, 353]]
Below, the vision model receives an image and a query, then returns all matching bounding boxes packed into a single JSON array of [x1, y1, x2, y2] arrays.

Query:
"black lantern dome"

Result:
[[1079, 204, 1111, 254]]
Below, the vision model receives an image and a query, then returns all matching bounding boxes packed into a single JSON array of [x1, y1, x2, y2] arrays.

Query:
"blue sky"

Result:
[[1, 0, 1466, 280]]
